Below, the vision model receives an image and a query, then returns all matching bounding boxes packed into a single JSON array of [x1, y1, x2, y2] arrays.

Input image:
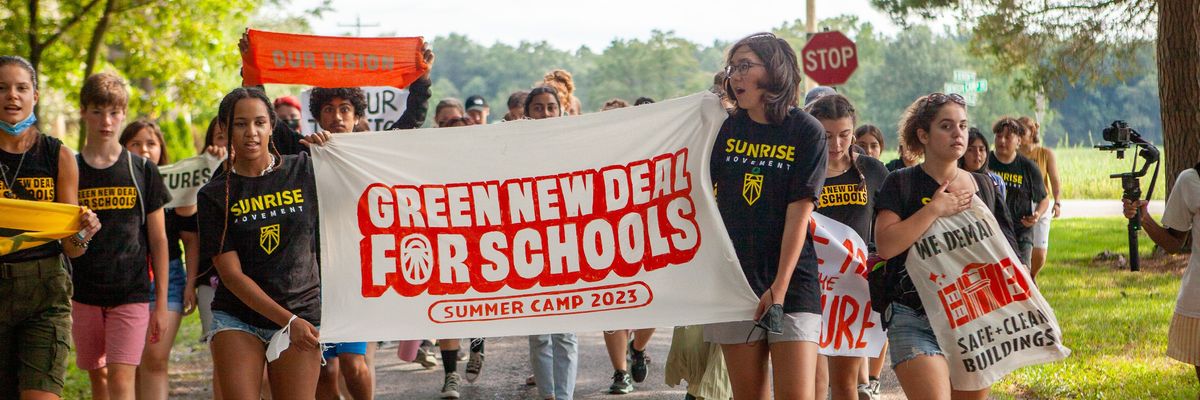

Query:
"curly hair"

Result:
[[308, 87, 367, 119], [898, 93, 967, 156], [723, 32, 802, 125], [542, 69, 575, 112], [1017, 115, 1040, 144]]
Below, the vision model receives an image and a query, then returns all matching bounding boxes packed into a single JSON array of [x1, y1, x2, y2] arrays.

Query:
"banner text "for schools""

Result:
[[357, 149, 701, 297]]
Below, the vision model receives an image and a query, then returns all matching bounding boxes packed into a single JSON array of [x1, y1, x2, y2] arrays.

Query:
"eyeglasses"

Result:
[[724, 61, 764, 79], [924, 92, 967, 107]]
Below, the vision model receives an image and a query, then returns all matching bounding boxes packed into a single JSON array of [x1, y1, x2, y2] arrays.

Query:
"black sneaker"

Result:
[[609, 370, 633, 394], [465, 351, 484, 382], [628, 341, 649, 383], [441, 372, 461, 399]]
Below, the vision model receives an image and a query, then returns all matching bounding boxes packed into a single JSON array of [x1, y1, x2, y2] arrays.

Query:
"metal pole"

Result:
[[804, 0, 818, 92]]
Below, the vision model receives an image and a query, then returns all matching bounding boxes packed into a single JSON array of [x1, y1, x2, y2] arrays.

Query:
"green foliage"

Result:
[[992, 217, 1196, 399], [159, 115, 196, 162]]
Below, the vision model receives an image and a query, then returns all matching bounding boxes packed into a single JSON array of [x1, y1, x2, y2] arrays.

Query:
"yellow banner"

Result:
[[0, 198, 81, 256]]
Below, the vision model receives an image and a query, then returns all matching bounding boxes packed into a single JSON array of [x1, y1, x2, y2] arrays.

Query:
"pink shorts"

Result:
[[70, 301, 149, 370]]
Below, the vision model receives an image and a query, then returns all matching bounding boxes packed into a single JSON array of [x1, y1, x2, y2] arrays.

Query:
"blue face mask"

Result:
[[0, 113, 36, 136]]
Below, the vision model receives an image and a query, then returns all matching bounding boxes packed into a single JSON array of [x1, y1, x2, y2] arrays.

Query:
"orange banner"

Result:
[[241, 29, 429, 89]]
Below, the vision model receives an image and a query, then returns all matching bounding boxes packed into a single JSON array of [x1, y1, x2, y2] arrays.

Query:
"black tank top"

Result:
[[0, 133, 64, 262]]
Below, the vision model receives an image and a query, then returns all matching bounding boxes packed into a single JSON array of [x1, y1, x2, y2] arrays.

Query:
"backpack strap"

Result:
[[972, 172, 997, 211], [126, 150, 146, 226]]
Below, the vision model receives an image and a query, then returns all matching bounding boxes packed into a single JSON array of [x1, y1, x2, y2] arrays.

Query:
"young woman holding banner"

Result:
[[807, 94, 888, 400], [704, 32, 826, 400], [197, 87, 332, 399], [519, 85, 580, 400], [872, 93, 1017, 400], [0, 55, 101, 400]]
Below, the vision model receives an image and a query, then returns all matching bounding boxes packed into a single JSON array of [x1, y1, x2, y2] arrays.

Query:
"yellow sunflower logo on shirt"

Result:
[[743, 167, 763, 206], [260, 224, 281, 255]]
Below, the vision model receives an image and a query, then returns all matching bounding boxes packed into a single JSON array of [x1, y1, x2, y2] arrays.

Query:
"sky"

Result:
[[286, 0, 943, 50]]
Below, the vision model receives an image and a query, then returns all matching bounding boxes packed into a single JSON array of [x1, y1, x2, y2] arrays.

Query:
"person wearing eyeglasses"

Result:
[[872, 93, 1017, 400], [988, 117, 1048, 271], [704, 32, 827, 400]]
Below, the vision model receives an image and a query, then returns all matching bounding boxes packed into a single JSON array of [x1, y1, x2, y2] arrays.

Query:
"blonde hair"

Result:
[[1017, 116, 1041, 144]]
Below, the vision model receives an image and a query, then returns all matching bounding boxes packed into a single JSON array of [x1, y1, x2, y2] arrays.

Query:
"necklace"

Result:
[[1, 150, 26, 199], [236, 154, 276, 177]]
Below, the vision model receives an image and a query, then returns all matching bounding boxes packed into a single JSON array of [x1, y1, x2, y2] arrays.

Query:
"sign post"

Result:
[[801, 31, 858, 86]]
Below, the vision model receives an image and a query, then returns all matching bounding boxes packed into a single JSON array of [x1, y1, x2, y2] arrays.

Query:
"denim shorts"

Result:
[[885, 302, 944, 368], [149, 259, 186, 313], [207, 310, 279, 343]]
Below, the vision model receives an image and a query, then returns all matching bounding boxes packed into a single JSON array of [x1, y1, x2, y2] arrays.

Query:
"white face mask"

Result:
[[266, 315, 298, 362]]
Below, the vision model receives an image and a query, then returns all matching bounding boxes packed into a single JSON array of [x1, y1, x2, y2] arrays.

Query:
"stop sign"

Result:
[[801, 31, 858, 86]]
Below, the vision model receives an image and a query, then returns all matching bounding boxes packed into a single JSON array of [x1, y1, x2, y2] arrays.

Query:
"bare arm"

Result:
[[1045, 149, 1063, 217], [762, 200, 815, 316], [874, 180, 972, 259], [146, 209, 170, 342], [1125, 199, 1189, 252], [180, 229, 199, 315], [55, 146, 98, 258]]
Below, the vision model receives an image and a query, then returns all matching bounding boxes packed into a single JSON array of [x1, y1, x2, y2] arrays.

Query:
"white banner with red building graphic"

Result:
[[310, 92, 761, 342], [907, 198, 1070, 390], [811, 213, 886, 357]]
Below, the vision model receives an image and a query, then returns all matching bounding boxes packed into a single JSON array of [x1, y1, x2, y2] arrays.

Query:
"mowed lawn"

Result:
[[993, 217, 1196, 399], [58, 217, 1193, 398]]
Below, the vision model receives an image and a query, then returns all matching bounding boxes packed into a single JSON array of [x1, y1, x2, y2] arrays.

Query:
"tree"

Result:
[[871, 0, 1199, 192]]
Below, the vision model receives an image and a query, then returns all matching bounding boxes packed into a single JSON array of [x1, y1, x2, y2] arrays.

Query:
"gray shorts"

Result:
[[702, 312, 821, 344]]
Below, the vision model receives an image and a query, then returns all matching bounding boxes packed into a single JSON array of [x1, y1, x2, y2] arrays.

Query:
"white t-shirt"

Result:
[[1162, 168, 1200, 317]]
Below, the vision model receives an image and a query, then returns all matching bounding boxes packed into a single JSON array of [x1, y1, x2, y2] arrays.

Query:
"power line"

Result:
[[338, 15, 379, 37]]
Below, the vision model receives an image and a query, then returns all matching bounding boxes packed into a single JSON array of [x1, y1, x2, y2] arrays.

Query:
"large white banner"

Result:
[[311, 92, 758, 342], [811, 213, 886, 357], [908, 198, 1070, 390], [158, 153, 223, 209], [300, 86, 409, 134]]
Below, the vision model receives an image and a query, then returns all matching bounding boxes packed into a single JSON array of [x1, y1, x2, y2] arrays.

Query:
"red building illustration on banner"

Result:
[[938, 257, 1032, 329]]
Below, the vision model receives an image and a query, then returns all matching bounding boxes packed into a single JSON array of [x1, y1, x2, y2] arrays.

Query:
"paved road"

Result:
[[370, 332, 905, 400], [1058, 199, 1163, 218]]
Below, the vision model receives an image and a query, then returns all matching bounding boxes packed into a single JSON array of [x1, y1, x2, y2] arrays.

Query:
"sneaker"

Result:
[[458, 351, 468, 362], [858, 380, 881, 400], [465, 351, 484, 382], [608, 370, 633, 394], [414, 347, 438, 369], [628, 341, 649, 383], [441, 373, 461, 399]]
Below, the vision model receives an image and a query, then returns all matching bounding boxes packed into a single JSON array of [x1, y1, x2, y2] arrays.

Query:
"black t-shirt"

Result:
[[874, 166, 1018, 311], [817, 155, 888, 248], [987, 152, 1046, 237], [165, 208, 194, 262], [884, 159, 906, 172], [71, 151, 172, 307], [0, 133, 63, 262], [710, 109, 827, 314], [272, 122, 307, 156], [198, 153, 320, 330]]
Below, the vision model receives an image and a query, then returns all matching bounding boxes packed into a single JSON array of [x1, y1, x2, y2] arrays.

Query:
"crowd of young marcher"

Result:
[[1, 26, 1194, 400]]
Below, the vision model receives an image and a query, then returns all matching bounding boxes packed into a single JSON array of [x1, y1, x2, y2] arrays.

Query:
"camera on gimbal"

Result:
[[1095, 120, 1160, 271]]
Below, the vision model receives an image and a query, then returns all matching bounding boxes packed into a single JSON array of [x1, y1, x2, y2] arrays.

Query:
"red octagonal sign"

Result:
[[802, 31, 858, 86]]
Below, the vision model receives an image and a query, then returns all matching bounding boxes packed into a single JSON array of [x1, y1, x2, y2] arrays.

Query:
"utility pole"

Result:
[[804, 0, 818, 92], [338, 15, 379, 37]]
